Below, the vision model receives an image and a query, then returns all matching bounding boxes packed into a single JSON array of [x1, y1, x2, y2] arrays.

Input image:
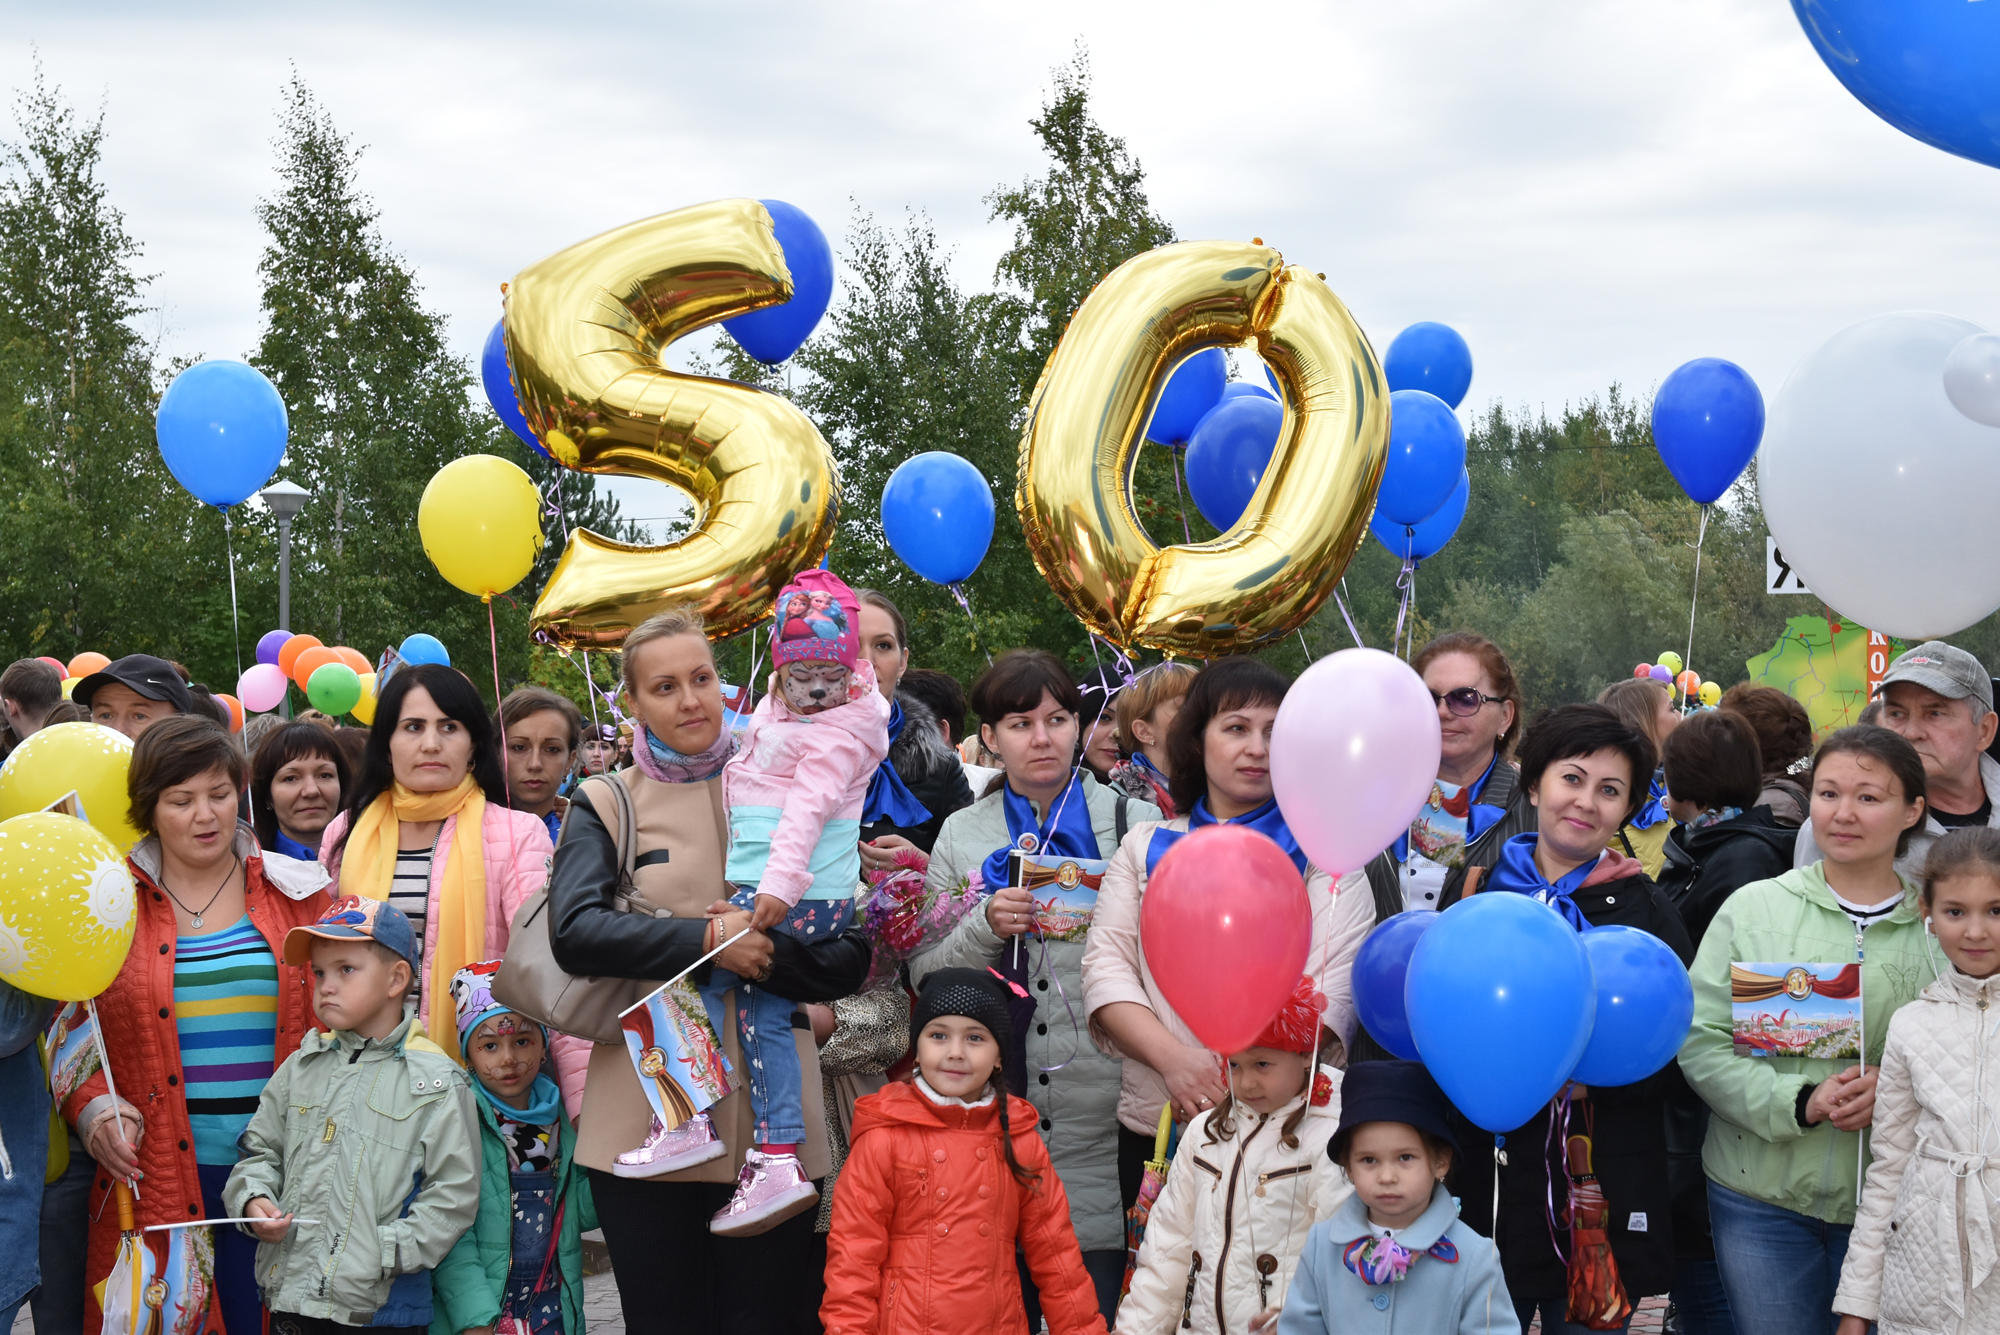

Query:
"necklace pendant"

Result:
[[191, 914, 203, 930]]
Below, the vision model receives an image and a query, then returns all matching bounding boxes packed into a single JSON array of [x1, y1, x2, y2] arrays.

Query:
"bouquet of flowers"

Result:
[[852, 850, 988, 993]]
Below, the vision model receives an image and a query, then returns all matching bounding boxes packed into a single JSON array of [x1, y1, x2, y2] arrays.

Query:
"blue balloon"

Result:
[[481, 319, 547, 459], [1651, 358, 1765, 505], [1570, 926, 1695, 1087], [1147, 348, 1227, 448], [155, 360, 288, 508], [1185, 395, 1283, 532], [880, 451, 995, 585], [1219, 381, 1277, 404], [1406, 894, 1595, 1133], [721, 200, 834, 365], [1353, 912, 1440, 1061], [398, 633, 451, 667], [1384, 322, 1474, 409], [1372, 469, 1470, 563], [1792, 1, 2000, 170], [1378, 390, 1467, 527], [1265, 363, 1282, 398]]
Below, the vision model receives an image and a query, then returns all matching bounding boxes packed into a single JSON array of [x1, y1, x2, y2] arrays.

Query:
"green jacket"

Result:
[[430, 1097, 597, 1335], [225, 1018, 481, 1324], [1677, 862, 1939, 1226]]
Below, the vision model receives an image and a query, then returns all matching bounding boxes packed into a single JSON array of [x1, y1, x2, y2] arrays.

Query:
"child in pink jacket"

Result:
[[615, 568, 889, 1237]]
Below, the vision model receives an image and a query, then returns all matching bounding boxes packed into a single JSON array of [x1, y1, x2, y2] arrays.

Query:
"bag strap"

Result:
[[577, 773, 641, 904], [1115, 794, 1129, 846]]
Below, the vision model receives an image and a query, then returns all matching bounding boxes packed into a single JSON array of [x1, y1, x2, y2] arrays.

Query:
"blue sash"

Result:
[[862, 701, 931, 829], [1485, 833, 1594, 930], [979, 774, 1100, 892], [1145, 796, 1307, 877]]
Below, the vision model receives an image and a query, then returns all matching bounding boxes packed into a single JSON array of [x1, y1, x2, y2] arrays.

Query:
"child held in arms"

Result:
[[615, 568, 889, 1236], [433, 962, 596, 1335], [226, 898, 479, 1335]]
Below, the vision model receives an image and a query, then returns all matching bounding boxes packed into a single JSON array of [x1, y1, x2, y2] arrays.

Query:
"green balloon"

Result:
[[307, 662, 363, 716]]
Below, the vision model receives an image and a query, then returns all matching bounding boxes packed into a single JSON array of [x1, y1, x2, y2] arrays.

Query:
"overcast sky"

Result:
[[5, 1, 1998, 529]]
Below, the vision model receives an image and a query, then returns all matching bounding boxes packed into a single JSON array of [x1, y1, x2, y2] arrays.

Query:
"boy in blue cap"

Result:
[[225, 897, 479, 1335]]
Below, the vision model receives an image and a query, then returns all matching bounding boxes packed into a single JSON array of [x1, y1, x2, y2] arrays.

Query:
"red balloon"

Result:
[[1632, 663, 1653, 679], [1138, 824, 1312, 1054]]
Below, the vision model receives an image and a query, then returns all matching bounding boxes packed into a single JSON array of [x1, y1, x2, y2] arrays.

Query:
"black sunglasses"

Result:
[[1430, 687, 1506, 717]]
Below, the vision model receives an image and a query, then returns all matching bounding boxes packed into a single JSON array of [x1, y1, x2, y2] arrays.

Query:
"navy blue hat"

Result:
[[1329, 1060, 1460, 1164]]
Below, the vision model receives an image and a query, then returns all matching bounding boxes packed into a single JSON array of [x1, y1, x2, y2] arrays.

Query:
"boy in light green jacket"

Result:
[[226, 897, 479, 1335]]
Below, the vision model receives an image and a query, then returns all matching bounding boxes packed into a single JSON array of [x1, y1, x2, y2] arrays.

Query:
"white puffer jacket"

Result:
[[1834, 965, 2000, 1335], [1117, 1086, 1352, 1335]]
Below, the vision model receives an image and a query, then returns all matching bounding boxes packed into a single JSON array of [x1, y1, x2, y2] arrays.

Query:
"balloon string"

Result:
[[488, 598, 523, 900], [1330, 582, 1366, 650], [223, 508, 243, 683], [1491, 1134, 1504, 1240], [947, 582, 992, 665], [1169, 444, 1193, 546], [87, 998, 138, 1198], [1544, 1089, 1572, 1266], [1393, 557, 1417, 660], [741, 619, 769, 713], [1683, 502, 1710, 701]]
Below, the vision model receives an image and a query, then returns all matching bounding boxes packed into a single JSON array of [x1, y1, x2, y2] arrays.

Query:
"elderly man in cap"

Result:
[[1795, 640, 2000, 875], [70, 653, 192, 740]]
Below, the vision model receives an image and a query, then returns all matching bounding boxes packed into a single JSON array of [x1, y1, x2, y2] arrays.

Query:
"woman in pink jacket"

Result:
[[319, 664, 560, 1074]]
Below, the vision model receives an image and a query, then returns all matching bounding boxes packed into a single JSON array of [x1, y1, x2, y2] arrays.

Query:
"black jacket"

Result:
[[547, 800, 869, 1005], [856, 691, 973, 854], [1447, 870, 1694, 1304], [1653, 805, 1796, 953]]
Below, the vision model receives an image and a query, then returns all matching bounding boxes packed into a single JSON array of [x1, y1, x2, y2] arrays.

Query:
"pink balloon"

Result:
[[237, 662, 290, 714], [1139, 825, 1312, 1054], [1271, 648, 1442, 875]]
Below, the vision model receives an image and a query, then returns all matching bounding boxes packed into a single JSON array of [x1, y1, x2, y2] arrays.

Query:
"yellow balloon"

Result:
[[60, 677, 77, 699], [418, 454, 545, 600], [1017, 241, 1389, 653], [1699, 680, 1723, 707], [0, 813, 136, 1001], [0, 723, 142, 853], [351, 671, 379, 726], [508, 198, 840, 647], [1656, 651, 1685, 676]]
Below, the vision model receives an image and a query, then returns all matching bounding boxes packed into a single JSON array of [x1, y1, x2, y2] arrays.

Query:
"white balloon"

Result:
[[1762, 312, 2000, 640], [1944, 333, 2000, 428]]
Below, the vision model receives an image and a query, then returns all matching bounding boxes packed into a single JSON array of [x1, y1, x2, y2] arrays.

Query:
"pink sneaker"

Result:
[[611, 1112, 726, 1179], [707, 1149, 818, 1237]]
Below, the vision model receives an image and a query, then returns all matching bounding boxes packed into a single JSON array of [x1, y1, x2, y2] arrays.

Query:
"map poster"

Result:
[[1010, 851, 1110, 943], [1730, 961, 1863, 1059], [1745, 614, 1908, 740]]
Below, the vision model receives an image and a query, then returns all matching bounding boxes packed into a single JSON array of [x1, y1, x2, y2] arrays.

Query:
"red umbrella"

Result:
[[1564, 1129, 1634, 1330]]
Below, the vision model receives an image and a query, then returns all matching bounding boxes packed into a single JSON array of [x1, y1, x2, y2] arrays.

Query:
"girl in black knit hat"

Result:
[[821, 968, 1109, 1335]]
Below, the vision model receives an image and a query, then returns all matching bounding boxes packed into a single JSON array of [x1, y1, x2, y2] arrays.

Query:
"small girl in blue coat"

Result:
[[1261, 1061, 1518, 1335]]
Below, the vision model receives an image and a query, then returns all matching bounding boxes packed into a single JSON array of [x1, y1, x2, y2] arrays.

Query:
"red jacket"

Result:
[[821, 1080, 1108, 1335], [62, 831, 331, 1335]]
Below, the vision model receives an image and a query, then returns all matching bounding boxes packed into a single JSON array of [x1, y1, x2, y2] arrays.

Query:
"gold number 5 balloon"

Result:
[[1018, 241, 1388, 654], [507, 198, 840, 647]]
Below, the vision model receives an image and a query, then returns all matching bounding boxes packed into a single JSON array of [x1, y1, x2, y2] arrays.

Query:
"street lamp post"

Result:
[[259, 480, 310, 717]]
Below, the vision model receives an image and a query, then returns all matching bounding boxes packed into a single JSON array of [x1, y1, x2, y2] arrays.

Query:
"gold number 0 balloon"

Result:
[[1018, 241, 1388, 654], [507, 198, 840, 647]]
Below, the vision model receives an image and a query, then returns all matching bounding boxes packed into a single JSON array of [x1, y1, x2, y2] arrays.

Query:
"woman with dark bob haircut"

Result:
[[250, 720, 351, 860], [906, 648, 1159, 1326], [1084, 655, 1376, 1228], [65, 715, 332, 1335], [1679, 726, 1934, 1335], [320, 663, 555, 1042], [1451, 702, 1694, 1335]]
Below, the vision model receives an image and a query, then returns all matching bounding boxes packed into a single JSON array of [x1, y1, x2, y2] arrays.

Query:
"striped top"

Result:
[[173, 915, 279, 1165], [391, 848, 432, 1002]]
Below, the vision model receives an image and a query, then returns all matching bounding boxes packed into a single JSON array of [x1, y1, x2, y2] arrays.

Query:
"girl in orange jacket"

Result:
[[822, 968, 1108, 1335]]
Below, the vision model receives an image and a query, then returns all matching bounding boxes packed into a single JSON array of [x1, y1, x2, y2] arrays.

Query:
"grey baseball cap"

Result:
[[1875, 641, 1995, 712]]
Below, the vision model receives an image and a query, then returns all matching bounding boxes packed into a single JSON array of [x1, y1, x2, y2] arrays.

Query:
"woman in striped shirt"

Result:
[[66, 715, 331, 1335]]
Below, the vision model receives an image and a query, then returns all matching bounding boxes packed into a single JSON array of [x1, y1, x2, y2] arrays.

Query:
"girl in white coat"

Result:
[[1835, 826, 2000, 1335], [1116, 979, 1350, 1335]]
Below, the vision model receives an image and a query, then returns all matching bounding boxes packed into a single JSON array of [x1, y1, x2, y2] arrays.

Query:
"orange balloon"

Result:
[[277, 635, 323, 679], [1675, 670, 1702, 696], [333, 647, 372, 675], [292, 646, 341, 691], [215, 693, 244, 733], [67, 652, 110, 678]]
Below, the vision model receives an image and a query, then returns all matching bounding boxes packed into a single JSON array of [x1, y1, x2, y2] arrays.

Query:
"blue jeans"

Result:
[[1706, 1180, 1850, 1335], [1671, 1256, 1738, 1335], [698, 889, 845, 1148], [1513, 1297, 1628, 1334]]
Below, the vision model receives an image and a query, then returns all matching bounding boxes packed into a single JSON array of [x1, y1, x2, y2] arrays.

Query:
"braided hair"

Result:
[[989, 1066, 1042, 1190]]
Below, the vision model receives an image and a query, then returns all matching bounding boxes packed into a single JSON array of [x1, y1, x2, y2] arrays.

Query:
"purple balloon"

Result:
[[257, 629, 293, 667], [1649, 663, 1673, 684]]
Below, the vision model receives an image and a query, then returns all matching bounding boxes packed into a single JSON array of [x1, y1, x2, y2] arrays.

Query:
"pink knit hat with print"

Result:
[[771, 568, 860, 673]]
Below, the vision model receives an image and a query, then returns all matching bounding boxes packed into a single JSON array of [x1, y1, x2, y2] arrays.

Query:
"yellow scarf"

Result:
[[340, 775, 486, 1060]]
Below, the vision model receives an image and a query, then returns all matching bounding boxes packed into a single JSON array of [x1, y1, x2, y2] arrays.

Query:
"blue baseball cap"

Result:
[[284, 895, 420, 972]]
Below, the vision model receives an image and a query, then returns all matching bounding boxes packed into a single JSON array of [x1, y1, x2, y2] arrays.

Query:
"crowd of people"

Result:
[[0, 584, 1996, 1335]]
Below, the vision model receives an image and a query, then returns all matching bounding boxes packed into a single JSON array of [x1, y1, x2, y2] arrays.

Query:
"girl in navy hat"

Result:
[[1260, 1061, 1517, 1334]]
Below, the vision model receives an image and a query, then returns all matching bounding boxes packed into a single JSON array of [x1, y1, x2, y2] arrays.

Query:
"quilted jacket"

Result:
[[64, 828, 331, 1335], [1083, 816, 1373, 1136], [1833, 966, 2000, 1334], [1115, 1088, 1351, 1335], [821, 1080, 1107, 1335]]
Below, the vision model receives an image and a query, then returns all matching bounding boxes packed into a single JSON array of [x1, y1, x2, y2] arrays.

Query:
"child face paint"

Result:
[[466, 1012, 547, 1111], [782, 661, 851, 714]]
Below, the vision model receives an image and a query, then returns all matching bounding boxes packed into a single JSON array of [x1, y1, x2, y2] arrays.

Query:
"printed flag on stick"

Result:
[[621, 979, 737, 1130]]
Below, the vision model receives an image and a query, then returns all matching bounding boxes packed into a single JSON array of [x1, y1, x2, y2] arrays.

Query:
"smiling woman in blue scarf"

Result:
[[906, 649, 1158, 1328], [1081, 657, 1377, 1218], [1451, 702, 1695, 1335]]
